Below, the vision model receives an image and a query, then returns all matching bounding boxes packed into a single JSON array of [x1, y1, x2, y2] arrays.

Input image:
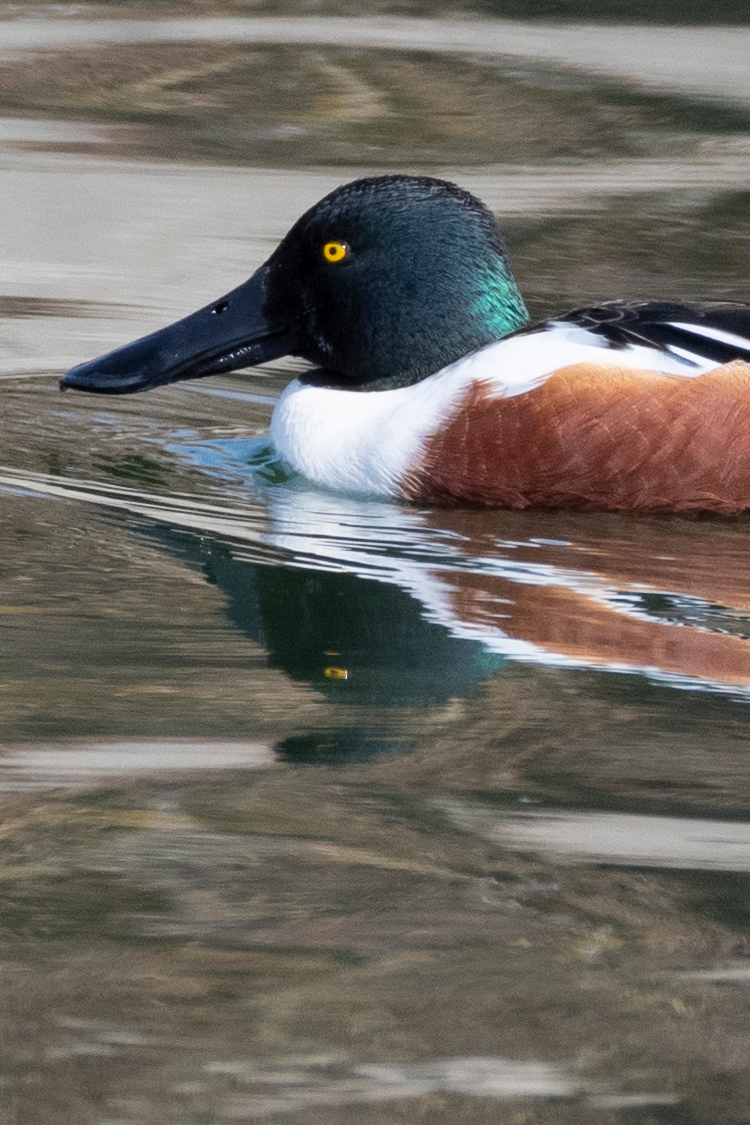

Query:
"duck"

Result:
[[61, 174, 750, 513]]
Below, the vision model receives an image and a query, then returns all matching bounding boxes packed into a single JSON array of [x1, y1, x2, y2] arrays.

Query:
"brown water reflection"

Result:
[[2, 9, 750, 1125], [426, 510, 750, 688]]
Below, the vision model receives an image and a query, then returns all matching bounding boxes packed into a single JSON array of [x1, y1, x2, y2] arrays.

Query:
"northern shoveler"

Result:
[[61, 175, 750, 512]]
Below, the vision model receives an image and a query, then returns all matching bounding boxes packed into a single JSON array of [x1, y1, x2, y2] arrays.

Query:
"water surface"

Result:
[[2, 11, 750, 1124]]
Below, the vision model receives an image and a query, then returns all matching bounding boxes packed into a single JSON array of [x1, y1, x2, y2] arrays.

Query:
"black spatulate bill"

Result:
[[60, 266, 294, 395]]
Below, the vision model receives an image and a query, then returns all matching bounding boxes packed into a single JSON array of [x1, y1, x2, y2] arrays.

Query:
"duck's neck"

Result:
[[366, 264, 529, 392]]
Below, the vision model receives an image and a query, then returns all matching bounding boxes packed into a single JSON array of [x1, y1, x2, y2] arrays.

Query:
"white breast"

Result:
[[269, 368, 469, 496], [269, 324, 723, 497]]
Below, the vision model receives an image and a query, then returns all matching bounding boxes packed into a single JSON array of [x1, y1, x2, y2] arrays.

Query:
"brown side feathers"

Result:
[[405, 361, 750, 512]]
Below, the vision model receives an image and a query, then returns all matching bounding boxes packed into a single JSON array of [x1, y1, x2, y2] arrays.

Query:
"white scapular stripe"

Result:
[[668, 320, 750, 353]]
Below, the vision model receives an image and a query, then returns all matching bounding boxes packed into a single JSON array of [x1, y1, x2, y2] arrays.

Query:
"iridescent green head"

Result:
[[266, 174, 530, 389], [61, 175, 529, 397]]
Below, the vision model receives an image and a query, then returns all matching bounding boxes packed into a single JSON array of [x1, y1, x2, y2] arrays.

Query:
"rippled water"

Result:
[[2, 9, 750, 1124]]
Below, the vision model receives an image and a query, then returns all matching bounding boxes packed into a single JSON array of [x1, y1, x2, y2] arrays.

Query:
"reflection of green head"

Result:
[[264, 174, 530, 390]]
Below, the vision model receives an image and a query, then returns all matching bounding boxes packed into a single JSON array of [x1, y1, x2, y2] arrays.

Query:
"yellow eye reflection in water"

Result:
[[322, 241, 349, 263], [324, 666, 349, 680]]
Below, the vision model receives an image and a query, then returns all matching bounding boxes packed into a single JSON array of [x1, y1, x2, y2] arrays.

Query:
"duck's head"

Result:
[[61, 175, 529, 395]]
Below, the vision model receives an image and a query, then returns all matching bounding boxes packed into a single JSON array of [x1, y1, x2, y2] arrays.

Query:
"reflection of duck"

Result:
[[144, 481, 750, 697], [258, 491, 750, 693], [163, 524, 503, 708], [62, 175, 750, 511], [421, 513, 750, 692], [6, 463, 749, 696]]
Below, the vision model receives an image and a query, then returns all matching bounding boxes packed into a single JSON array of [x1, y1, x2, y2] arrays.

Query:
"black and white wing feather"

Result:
[[556, 300, 750, 368]]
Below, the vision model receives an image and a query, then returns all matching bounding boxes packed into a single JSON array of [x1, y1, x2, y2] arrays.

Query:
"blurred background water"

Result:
[[2, 3, 750, 1123]]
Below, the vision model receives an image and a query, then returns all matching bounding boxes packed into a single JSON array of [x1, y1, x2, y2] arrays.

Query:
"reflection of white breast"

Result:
[[269, 325, 721, 498]]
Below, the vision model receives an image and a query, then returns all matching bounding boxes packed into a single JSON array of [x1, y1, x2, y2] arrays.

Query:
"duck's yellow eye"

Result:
[[322, 240, 349, 263]]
